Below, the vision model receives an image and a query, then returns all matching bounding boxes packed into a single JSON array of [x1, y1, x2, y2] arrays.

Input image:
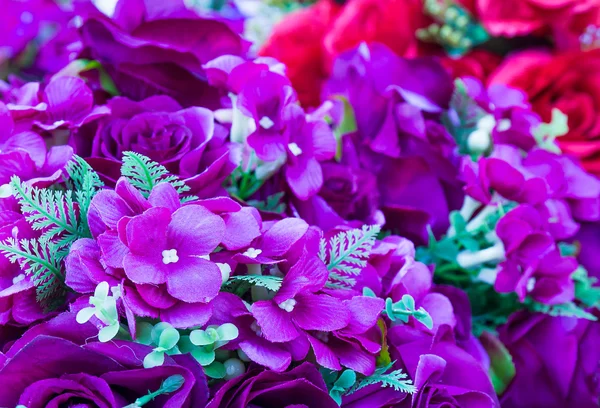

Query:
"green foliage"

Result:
[[66, 156, 104, 237], [533, 108, 569, 153], [246, 192, 286, 214], [385, 295, 434, 330], [348, 363, 416, 395], [331, 96, 357, 161], [527, 301, 597, 321], [125, 375, 185, 407], [573, 267, 600, 309], [223, 275, 283, 295], [121, 152, 194, 199], [320, 225, 381, 289], [479, 332, 516, 396], [0, 238, 65, 303], [322, 369, 357, 406]]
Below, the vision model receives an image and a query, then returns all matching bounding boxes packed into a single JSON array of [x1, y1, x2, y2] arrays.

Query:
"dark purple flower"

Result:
[[87, 95, 234, 197], [79, 0, 250, 108], [0, 313, 209, 408], [388, 325, 500, 408], [495, 205, 576, 304], [499, 311, 600, 408], [251, 253, 351, 342], [207, 362, 338, 408]]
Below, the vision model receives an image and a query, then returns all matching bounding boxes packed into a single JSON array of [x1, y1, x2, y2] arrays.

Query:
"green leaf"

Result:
[[527, 300, 597, 321], [143, 350, 165, 369], [121, 152, 195, 200], [348, 362, 416, 395], [384, 295, 434, 330], [479, 331, 515, 396], [321, 225, 380, 289], [573, 267, 600, 308], [191, 347, 216, 366], [332, 96, 357, 161], [158, 327, 180, 350], [216, 323, 239, 342], [204, 361, 226, 379], [129, 375, 185, 407], [329, 369, 357, 406], [225, 275, 283, 292], [136, 322, 154, 346], [189, 329, 218, 346]]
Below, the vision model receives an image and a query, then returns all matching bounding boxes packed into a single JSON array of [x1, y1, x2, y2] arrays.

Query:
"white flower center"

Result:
[[259, 116, 274, 129], [526, 277, 536, 292], [243, 248, 262, 259], [12, 274, 25, 285], [477, 115, 496, 132], [217, 262, 232, 283], [278, 298, 297, 313], [496, 119, 511, 132], [288, 143, 303, 156], [162, 249, 179, 265]]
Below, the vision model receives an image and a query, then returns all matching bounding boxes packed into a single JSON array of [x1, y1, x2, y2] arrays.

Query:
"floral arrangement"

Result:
[[0, 0, 599, 407]]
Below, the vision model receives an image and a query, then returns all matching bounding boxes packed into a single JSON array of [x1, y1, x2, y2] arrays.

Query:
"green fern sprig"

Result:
[[121, 152, 194, 199], [0, 238, 65, 302], [225, 275, 283, 292], [348, 363, 416, 395], [320, 225, 381, 289], [66, 156, 104, 236], [527, 301, 597, 321], [10, 176, 81, 248]]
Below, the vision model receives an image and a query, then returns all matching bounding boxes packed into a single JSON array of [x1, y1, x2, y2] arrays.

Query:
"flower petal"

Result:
[[293, 293, 350, 332], [166, 257, 221, 303], [251, 300, 300, 342], [167, 205, 225, 256]]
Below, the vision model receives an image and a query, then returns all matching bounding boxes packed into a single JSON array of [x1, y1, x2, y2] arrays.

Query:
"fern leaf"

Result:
[[528, 301, 597, 321], [226, 275, 283, 292], [320, 225, 380, 288], [0, 238, 65, 304], [348, 363, 416, 395], [121, 152, 193, 199], [67, 156, 104, 235], [10, 176, 81, 248]]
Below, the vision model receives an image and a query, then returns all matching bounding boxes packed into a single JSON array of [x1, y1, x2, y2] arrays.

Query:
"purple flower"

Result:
[[499, 311, 600, 408], [4, 76, 109, 131], [0, 198, 49, 327], [0, 313, 209, 408], [87, 95, 234, 197], [79, 0, 249, 108], [208, 292, 309, 372], [307, 295, 384, 375], [388, 325, 500, 408], [320, 44, 463, 243], [495, 205, 576, 304], [251, 253, 351, 342], [207, 362, 338, 408], [0, 101, 73, 186]]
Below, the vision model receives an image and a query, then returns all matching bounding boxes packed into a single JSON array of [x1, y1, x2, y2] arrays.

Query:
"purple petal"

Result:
[[275, 255, 328, 302], [167, 205, 225, 256], [262, 218, 309, 257], [148, 182, 181, 212], [286, 157, 323, 200], [161, 301, 212, 329], [41, 77, 94, 126], [239, 337, 292, 372], [307, 335, 341, 371], [126, 207, 170, 255], [251, 300, 300, 342], [90, 190, 136, 230], [221, 207, 261, 250], [123, 253, 167, 285], [166, 257, 222, 303], [97, 231, 129, 269], [293, 293, 350, 332]]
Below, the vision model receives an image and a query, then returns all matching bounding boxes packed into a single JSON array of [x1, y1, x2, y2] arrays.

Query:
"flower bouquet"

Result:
[[0, 0, 599, 407]]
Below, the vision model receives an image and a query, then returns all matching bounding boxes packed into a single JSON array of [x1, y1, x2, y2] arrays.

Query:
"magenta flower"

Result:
[[251, 253, 351, 342]]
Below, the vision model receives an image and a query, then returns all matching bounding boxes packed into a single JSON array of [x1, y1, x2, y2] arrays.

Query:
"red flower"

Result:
[[476, 0, 600, 37], [260, 0, 430, 107], [441, 50, 502, 82], [489, 49, 600, 176]]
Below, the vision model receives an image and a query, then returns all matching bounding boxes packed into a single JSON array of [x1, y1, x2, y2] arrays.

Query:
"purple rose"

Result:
[[388, 325, 500, 408], [0, 313, 209, 408], [499, 311, 600, 408], [79, 0, 250, 108], [207, 362, 338, 408], [87, 95, 234, 197]]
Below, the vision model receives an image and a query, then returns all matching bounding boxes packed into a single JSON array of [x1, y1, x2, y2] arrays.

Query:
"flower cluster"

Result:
[[0, 1, 599, 408]]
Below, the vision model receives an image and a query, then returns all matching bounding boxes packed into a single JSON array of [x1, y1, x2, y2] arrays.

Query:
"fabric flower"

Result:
[[388, 325, 500, 408], [251, 253, 351, 342], [87, 95, 234, 197], [0, 101, 73, 186], [0, 313, 209, 408], [79, 0, 249, 108], [207, 362, 339, 408], [499, 311, 600, 408], [441, 50, 502, 82], [475, 0, 599, 37], [495, 205, 577, 304], [489, 49, 600, 176]]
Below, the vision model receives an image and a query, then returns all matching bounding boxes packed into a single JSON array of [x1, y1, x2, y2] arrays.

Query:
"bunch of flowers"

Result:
[[0, 0, 599, 407]]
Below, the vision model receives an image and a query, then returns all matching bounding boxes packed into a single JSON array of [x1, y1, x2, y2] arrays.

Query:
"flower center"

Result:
[[243, 247, 262, 259], [278, 298, 297, 313], [259, 116, 275, 129], [288, 143, 303, 156], [162, 249, 179, 264]]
